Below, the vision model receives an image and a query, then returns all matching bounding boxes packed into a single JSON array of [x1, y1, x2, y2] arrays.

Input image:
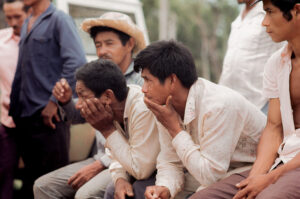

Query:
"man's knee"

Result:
[[104, 183, 115, 199], [75, 186, 105, 199], [33, 175, 50, 197], [188, 188, 215, 199], [256, 187, 294, 199], [74, 188, 90, 199]]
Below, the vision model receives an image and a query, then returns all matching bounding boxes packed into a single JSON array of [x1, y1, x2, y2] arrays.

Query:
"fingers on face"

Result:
[[85, 99, 98, 113], [144, 97, 163, 114], [166, 95, 173, 106]]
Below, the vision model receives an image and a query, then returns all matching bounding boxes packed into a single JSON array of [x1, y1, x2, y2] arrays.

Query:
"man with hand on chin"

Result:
[[133, 40, 266, 199], [34, 60, 159, 199]]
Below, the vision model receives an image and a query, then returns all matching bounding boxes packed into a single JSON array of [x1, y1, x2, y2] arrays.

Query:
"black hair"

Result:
[[134, 40, 197, 89], [270, 0, 300, 21], [4, 0, 20, 3], [90, 26, 131, 46], [75, 59, 128, 101], [4, 0, 30, 12]]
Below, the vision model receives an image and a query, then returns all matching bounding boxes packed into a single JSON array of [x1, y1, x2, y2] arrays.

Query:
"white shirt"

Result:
[[263, 44, 300, 169], [155, 78, 266, 198], [105, 85, 160, 183], [219, 2, 283, 109]]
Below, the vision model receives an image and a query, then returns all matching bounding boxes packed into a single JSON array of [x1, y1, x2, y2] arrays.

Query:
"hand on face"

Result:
[[144, 185, 171, 199], [80, 98, 116, 138], [52, 78, 73, 104], [144, 96, 182, 138], [114, 178, 134, 199]]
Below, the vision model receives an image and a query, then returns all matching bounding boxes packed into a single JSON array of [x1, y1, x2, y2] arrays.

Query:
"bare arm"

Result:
[[234, 98, 283, 199], [249, 98, 283, 177]]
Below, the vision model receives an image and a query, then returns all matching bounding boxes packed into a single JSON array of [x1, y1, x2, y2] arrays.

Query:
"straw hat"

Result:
[[81, 12, 146, 53]]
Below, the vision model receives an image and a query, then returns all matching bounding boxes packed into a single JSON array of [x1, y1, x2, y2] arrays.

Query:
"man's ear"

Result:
[[103, 89, 115, 105], [127, 37, 135, 53], [169, 74, 178, 91], [294, 4, 300, 16]]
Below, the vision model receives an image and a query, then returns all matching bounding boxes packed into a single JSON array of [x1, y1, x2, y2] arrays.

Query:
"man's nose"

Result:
[[142, 83, 148, 93], [262, 15, 269, 27], [11, 18, 19, 27], [97, 47, 108, 58]]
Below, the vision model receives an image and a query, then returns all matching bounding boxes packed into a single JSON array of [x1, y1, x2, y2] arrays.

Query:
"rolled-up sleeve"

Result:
[[93, 132, 111, 168], [155, 123, 185, 198], [263, 51, 281, 99]]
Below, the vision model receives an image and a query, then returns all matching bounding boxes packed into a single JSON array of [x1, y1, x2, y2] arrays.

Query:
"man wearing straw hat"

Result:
[[81, 11, 146, 86], [34, 12, 148, 199]]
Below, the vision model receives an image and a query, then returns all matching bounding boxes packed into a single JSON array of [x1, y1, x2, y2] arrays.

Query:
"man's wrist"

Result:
[[169, 127, 183, 138], [268, 165, 285, 183], [93, 160, 106, 172], [101, 125, 117, 139], [58, 98, 72, 106]]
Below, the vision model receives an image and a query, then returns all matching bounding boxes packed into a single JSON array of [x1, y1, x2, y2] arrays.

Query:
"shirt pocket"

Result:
[[32, 36, 52, 57]]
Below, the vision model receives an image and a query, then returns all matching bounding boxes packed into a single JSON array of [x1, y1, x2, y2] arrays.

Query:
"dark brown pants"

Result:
[[0, 125, 18, 199], [14, 114, 70, 199], [190, 168, 300, 199]]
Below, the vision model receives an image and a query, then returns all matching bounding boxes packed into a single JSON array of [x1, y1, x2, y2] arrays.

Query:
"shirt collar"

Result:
[[280, 44, 293, 66], [124, 61, 135, 77], [246, 1, 264, 19], [123, 85, 143, 120], [24, 3, 55, 38], [183, 79, 201, 125], [238, 1, 264, 23], [1, 28, 19, 43], [11, 32, 20, 42]]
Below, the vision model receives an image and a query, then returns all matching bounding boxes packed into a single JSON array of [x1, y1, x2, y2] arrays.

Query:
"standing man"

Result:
[[0, 1, 27, 199], [219, 0, 283, 114], [9, 0, 86, 197], [133, 40, 266, 199], [190, 0, 300, 198], [33, 12, 147, 199]]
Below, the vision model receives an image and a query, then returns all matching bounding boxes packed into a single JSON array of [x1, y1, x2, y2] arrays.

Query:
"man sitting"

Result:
[[133, 40, 266, 199], [190, 0, 300, 198], [34, 60, 159, 199]]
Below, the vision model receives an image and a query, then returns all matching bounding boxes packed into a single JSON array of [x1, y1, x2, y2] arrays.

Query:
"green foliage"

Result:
[[140, 0, 239, 82]]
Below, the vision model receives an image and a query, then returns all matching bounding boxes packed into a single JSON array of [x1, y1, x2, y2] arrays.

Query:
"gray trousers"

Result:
[[34, 158, 112, 199], [190, 168, 300, 199]]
